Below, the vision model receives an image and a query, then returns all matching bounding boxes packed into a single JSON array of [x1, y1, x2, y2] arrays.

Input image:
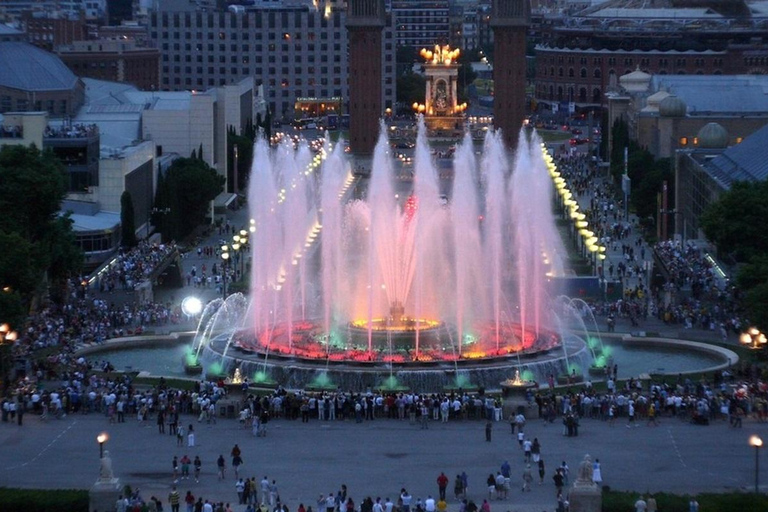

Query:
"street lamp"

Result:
[[0, 323, 18, 393], [740, 327, 767, 350], [221, 248, 230, 297], [97, 432, 109, 458], [751, 435, 763, 494]]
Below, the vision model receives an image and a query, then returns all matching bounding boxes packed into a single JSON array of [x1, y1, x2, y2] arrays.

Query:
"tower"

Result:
[[347, 0, 387, 156], [491, 0, 530, 150]]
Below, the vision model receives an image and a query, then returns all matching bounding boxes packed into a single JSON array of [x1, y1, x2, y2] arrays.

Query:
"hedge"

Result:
[[0, 488, 89, 512], [603, 490, 768, 512]]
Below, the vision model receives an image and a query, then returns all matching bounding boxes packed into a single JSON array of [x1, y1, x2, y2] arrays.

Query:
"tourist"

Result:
[[437, 472, 448, 501], [181, 492, 195, 512], [522, 465, 533, 492], [217, 455, 226, 480], [453, 475, 463, 501], [537, 459, 546, 485], [194, 456, 202, 483], [236, 479, 246, 505], [486, 474, 495, 499], [168, 487, 181, 512], [485, 421, 492, 442], [188, 425, 196, 447], [593, 459, 603, 485], [634, 495, 647, 512]]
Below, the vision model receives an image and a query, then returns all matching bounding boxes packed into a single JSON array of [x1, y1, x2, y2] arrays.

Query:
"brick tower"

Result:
[[347, 0, 387, 156], [491, 0, 530, 150]]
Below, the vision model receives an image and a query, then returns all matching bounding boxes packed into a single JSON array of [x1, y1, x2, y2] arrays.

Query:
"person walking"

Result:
[[537, 459, 546, 485], [522, 465, 533, 492], [485, 421, 492, 442], [193, 456, 202, 483], [217, 455, 226, 480]]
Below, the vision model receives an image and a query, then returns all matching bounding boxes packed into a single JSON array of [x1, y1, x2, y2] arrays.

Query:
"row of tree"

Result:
[[152, 152, 225, 243], [609, 119, 674, 231], [0, 145, 82, 328], [701, 180, 768, 330]]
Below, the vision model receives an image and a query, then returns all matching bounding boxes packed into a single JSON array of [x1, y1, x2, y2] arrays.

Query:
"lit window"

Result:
[[693, 137, 699, 146], [736, 137, 743, 144], [679, 137, 688, 146]]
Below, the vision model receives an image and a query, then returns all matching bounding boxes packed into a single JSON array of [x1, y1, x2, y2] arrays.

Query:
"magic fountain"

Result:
[[194, 119, 595, 391]]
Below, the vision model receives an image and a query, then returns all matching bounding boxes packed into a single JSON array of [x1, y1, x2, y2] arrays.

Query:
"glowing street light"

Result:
[[750, 435, 763, 494], [96, 432, 109, 458]]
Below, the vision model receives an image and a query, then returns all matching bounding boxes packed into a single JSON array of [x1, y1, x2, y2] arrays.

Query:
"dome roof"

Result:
[[619, 66, 652, 93], [659, 95, 687, 117], [0, 42, 78, 92], [697, 123, 729, 149]]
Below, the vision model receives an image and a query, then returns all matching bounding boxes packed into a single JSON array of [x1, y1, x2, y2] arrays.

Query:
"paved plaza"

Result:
[[0, 405, 765, 511]]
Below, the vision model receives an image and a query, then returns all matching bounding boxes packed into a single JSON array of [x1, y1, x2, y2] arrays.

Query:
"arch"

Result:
[[569, 67, 575, 78], [557, 86, 563, 100], [592, 87, 601, 103], [580, 68, 587, 78], [593, 68, 601, 79], [559, 67, 564, 77], [579, 87, 587, 102]]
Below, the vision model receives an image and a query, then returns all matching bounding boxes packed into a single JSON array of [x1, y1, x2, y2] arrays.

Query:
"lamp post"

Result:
[[221, 247, 230, 297], [740, 328, 767, 351], [97, 432, 109, 459], [0, 323, 18, 394], [751, 435, 763, 494]]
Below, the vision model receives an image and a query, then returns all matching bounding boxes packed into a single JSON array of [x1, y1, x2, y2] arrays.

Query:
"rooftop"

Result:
[[0, 42, 78, 92], [648, 75, 768, 115], [703, 122, 768, 188]]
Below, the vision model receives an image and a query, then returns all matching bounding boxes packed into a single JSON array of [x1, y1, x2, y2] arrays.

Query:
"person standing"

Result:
[[485, 421, 492, 442], [217, 455, 226, 480], [185, 491, 196, 512], [187, 425, 195, 447], [168, 487, 181, 512], [454, 475, 464, 501], [647, 496, 657, 512], [425, 495, 436, 512], [260, 477, 270, 505], [236, 479, 246, 505], [634, 495, 647, 512], [437, 473, 449, 501], [593, 459, 603, 485], [193, 456, 202, 483]]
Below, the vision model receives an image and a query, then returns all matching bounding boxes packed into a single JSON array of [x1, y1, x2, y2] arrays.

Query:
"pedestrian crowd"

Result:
[[98, 242, 178, 292]]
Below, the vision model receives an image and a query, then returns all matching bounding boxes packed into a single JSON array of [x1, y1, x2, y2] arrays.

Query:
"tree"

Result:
[[228, 129, 254, 194], [160, 157, 225, 241], [701, 180, 768, 263], [120, 191, 138, 247], [0, 145, 81, 310], [396, 72, 426, 107]]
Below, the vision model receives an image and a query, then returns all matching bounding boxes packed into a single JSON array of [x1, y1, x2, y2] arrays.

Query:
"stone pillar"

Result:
[[90, 452, 122, 512], [568, 455, 602, 512]]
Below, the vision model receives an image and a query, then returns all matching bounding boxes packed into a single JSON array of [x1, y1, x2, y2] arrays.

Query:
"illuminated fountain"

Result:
[[197, 119, 593, 391]]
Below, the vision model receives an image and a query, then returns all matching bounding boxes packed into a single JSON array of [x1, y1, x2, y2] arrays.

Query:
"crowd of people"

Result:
[[43, 123, 99, 139], [98, 242, 179, 292]]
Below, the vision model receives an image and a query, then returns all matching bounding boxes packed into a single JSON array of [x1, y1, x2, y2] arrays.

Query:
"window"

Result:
[[679, 137, 688, 146]]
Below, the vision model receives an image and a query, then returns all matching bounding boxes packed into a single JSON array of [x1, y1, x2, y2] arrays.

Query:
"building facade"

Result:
[[534, 6, 768, 108], [149, 0, 396, 121], [57, 39, 160, 90], [392, 0, 450, 49], [20, 10, 87, 50]]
